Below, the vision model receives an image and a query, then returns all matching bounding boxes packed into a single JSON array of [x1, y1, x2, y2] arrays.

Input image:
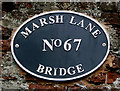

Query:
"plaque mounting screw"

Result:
[[102, 43, 106, 47], [15, 44, 19, 48]]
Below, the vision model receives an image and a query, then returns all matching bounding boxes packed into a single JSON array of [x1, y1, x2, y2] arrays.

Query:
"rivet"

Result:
[[102, 43, 106, 47], [0, 64, 3, 67], [15, 44, 19, 48]]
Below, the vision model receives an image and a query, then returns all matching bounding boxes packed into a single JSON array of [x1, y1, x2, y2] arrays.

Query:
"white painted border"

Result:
[[11, 10, 110, 81]]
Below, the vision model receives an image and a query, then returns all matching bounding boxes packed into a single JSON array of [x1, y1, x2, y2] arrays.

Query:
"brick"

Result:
[[0, 40, 11, 51], [29, 84, 55, 91], [111, 88, 120, 90], [54, 85, 65, 91], [26, 73, 55, 84], [1, 26, 12, 40], [27, 3, 32, 9], [87, 72, 106, 84], [0, 54, 2, 77], [26, 74, 54, 85], [0, 68, 1, 77], [107, 72, 120, 84], [18, 68, 27, 77], [105, 55, 115, 69], [2, 2, 15, 12], [88, 71, 120, 84], [25, 74, 55, 85], [101, 12, 120, 25], [26, 74, 39, 81], [105, 57, 120, 69], [3, 76, 16, 80], [15, 65, 27, 77], [87, 55, 117, 84], [78, 3, 87, 10], [68, 86, 87, 91], [89, 86, 108, 90], [100, 2, 117, 12], [87, 56, 120, 84], [112, 58, 120, 69]]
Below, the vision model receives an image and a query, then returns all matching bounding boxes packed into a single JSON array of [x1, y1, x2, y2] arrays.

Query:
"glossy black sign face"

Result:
[[11, 11, 110, 81]]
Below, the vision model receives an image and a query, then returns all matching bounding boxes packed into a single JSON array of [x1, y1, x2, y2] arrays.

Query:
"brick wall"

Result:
[[1, 2, 120, 90]]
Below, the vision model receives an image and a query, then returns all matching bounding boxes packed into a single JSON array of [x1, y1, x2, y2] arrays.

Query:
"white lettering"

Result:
[[59, 68, 66, 76], [73, 39, 82, 51], [36, 63, 84, 76], [77, 20, 84, 28], [69, 16, 77, 25], [54, 39, 62, 47], [53, 68, 58, 76], [42, 39, 82, 52], [85, 23, 95, 32], [44, 66, 52, 75], [56, 15, 64, 23], [49, 16, 55, 24], [39, 18, 48, 26], [21, 27, 32, 38], [76, 64, 84, 73], [36, 64, 45, 73], [67, 66, 76, 75], [32, 23, 39, 31], [91, 29, 101, 38], [42, 39, 54, 51]]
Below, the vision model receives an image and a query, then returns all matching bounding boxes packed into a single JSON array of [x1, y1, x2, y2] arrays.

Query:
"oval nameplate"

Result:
[[11, 11, 110, 81]]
